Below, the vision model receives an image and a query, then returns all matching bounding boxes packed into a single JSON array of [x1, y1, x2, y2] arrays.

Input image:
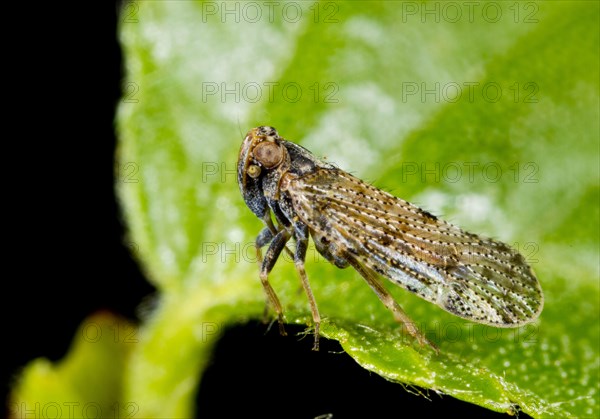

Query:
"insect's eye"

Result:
[[253, 141, 284, 169], [247, 164, 261, 178]]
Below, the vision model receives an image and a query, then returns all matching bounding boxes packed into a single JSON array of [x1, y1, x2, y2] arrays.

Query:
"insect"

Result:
[[237, 126, 544, 351]]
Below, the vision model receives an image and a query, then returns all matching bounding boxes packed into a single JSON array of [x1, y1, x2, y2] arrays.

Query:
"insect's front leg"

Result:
[[254, 226, 274, 266], [261, 212, 294, 260], [260, 228, 291, 336], [293, 222, 321, 351]]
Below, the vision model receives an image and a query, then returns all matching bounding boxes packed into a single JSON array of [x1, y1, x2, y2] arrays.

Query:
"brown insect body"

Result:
[[238, 126, 544, 351]]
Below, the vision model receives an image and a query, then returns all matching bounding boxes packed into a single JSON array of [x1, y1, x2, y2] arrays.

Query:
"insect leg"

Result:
[[262, 211, 279, 235], [254, 227, 274, 265], [293, 223, 321, 351], [262, 212, 294, 259], [260, 229, 291, 336], [345, 255, 439, 353]]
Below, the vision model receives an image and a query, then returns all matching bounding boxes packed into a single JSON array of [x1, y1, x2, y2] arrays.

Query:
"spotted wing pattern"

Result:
[[287, 168, 543, 326]]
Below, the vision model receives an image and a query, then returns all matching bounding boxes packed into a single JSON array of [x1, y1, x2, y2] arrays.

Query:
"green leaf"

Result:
[[13, 1, 598, 418], [9, 313, 138, 419]]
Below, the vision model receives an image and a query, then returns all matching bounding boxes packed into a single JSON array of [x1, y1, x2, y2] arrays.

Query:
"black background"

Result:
[[4, 2, 531, 418]]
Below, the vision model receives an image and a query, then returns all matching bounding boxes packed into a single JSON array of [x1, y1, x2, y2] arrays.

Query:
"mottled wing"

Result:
[[286, 168, 543, 326]]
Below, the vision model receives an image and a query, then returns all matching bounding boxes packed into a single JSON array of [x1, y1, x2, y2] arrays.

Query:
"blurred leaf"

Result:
[[10, 313, 137, 419]]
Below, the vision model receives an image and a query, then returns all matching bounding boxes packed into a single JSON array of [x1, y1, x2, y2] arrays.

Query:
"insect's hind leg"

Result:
[[259, 229, 291, 336], [293, 223, 321, 351], [345, 255, 439, 354]]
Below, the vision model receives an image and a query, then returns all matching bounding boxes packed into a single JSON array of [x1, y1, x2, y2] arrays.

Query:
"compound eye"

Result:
[[253, 141, 284, 169], [247, 164, 261, 178]]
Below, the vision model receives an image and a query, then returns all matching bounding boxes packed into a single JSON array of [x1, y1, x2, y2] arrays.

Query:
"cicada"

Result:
[[237, 126, 544, 351]]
